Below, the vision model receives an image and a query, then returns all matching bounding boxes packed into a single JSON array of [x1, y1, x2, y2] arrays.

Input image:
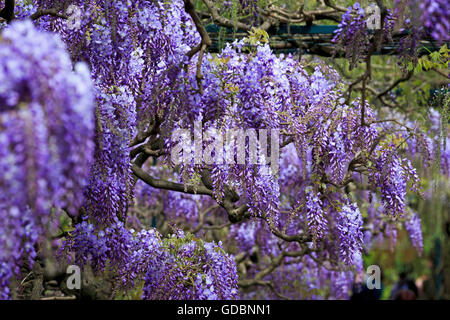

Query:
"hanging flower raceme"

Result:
[[337, 203, 364, 265], [305, 188, 326, 242], [332, 2, 369, 68], [404, 211, 423, 255], [142, 231, 239, 300], [0, 20, 95, 299], [418, 0, 450, 42]]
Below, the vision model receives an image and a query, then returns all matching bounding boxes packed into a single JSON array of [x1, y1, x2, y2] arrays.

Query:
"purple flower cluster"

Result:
[[143, 232, 239, 300], [419, 0, 450, 42], [247, 254, 358, 300], [61, 224, 239, 300], [404, 211, 423, 254], [372, 151, 408, 216], [305, 189, 326, 242], [83, 86, 137, 225], [337, 203, 363, 265], [429, 108, 450, 177], [333, 3, 395, 68], [61, 219, 134, 274], [393, 0, 449, 67], [330, 271, 354, 299], [332, 3, 369, 69], [0, 20, 94, 299], [229, 221, 257, 252]]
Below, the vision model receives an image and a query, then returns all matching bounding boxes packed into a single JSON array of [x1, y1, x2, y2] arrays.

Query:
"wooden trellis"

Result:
[[206, 24, 447, 56]]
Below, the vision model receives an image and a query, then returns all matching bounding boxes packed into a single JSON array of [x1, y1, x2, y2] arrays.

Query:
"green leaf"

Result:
[[429, 51, 441, 62]]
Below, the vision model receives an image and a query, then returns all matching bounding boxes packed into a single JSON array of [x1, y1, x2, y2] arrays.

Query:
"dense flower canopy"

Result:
[[0, 20, 94, 299]]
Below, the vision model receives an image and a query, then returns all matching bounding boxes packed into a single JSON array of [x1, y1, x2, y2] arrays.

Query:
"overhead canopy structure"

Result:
[[206, 24, 447, 56]]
